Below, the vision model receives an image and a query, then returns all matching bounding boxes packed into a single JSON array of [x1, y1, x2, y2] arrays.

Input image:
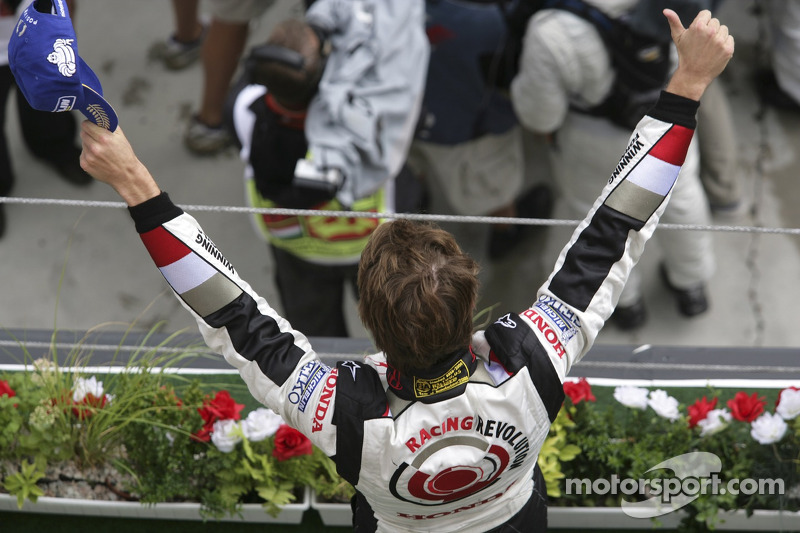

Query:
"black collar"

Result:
[[387, 347, 477, 403]]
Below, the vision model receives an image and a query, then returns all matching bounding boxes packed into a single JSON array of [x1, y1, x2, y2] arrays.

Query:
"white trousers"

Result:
[[550, 111, 715, 307]]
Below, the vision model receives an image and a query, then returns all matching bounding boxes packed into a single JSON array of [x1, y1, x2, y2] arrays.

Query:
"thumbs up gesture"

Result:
[[663, 9, 735, 101]]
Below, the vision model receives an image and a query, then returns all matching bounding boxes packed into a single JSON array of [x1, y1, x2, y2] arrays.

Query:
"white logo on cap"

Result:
[[47, 38, 77, 77], [15, 19, 27, 38], [54, 96, 76, 112]]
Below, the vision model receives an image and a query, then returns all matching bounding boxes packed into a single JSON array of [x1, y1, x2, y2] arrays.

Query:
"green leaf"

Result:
[[3, 460, 46, 508], [558, 444, 582, 461]]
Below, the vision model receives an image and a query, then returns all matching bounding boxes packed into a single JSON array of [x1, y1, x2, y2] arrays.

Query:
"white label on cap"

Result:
[[47, 38, 77, 77]]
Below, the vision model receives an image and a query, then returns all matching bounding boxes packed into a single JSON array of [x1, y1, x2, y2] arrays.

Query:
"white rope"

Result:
[[2, 340, 800, 374], [1, 195, 797, 235]]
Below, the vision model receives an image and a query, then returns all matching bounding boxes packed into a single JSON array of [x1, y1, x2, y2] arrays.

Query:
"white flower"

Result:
[[211, 419, 243, 453], [72, 376, 105, 403], [698, 409, 732, 437], [647, 389, 680, 421], [613, 386, 649, 410], [242, 408, 283, 442], [31, 359, 58, 386], [776, 389, 800, 420], [33, 358, 56, 373], [750, 412, 788, 445]]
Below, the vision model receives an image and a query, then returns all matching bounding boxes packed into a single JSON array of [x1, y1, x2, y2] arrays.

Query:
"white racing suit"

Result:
[[126, 92, 700, 532]]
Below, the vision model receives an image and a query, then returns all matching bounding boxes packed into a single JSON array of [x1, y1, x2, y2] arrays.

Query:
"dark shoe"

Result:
[[611, 299, 647, 330], [516, 183, 554, 221], [710, 199, 748, 216], [659, 264, 709, 317], [151, 22, 208, 71], [42, 147, 92, 186], [184, 115, 233, 155], [488, 225, 524, 261], [488, 184, 554, 261], [0, 170, 15, 197]]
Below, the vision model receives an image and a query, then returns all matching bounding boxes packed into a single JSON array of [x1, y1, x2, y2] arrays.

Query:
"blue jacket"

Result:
[[415, 0, 520, 145]]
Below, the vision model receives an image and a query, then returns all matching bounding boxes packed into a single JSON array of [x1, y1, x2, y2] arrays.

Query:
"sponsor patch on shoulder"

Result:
[[531, 296, 580, 344], [521, 308, 568, 359], [287, 361, 331, 413], [522, 297, 581, 359]]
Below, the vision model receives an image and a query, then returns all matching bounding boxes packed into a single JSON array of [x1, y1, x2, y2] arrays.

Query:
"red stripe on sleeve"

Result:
[[648, 124, 694, 166], [139, 226, 192, 268]]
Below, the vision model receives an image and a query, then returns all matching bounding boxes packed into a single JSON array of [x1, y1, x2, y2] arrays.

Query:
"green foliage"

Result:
[[212, 428, 354, 517], [311, 450, 356, 503], [3, 460, 46, 508], [0, 324, 358, 519], [556, 383, 800, 531], [116, 380, 223, 510], [537, 408, 581, 497]]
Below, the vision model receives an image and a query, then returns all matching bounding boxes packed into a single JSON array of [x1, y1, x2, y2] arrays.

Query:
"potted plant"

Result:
[[0, 329, 348, 524], [550, 378, 800, 531], [5, 328, 797, 531]]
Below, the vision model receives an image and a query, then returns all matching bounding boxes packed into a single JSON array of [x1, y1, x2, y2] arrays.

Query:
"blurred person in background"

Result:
[[510, 0, 716, 330], [0, 0, 88, 238], [407, 0, 554, 264], [227, 1, 428, 336]]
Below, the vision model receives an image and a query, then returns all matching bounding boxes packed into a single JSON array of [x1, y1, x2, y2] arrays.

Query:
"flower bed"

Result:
[[550, 377, 800, 531], [0, 341, 352, 523], [1, 333, 798, 531]]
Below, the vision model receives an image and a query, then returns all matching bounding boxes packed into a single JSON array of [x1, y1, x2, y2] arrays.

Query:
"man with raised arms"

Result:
[[77, 9, 733, 532]]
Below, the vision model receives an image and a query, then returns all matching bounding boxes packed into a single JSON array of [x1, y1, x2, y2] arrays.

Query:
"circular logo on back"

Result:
[[389, 437, 510, 506]]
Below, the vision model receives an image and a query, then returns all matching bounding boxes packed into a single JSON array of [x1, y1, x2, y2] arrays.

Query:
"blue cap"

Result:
[[9, 0, 118, 131]]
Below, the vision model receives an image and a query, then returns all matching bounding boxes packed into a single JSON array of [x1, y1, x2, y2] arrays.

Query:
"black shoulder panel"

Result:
[[484, 313, 565, 422], [333, 361, 389, 486]]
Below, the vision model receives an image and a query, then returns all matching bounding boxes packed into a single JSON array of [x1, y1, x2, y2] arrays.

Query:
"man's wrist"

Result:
[[665, 69, 710, 101], [114, 164, 162, 207]]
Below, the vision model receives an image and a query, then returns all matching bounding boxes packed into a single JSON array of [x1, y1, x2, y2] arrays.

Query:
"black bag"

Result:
[[248, 96, 336, 209]]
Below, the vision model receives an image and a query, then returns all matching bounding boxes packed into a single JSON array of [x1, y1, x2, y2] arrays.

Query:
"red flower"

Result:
[[727, 391, 766, 422], [0, 380, 15, 399], [687, 396, 718, 428], [71, 393, 108, 420], [0, 380, 17, 408], [776, 386, 800, 408], [194, 390, 244, 442], [272, 424, 313, 461], [563, 378, 596, 404]]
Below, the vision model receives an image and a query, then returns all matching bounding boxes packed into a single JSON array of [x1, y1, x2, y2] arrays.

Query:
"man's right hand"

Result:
[[79, 121, 161, 207], [664, 9, 735, 101]]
